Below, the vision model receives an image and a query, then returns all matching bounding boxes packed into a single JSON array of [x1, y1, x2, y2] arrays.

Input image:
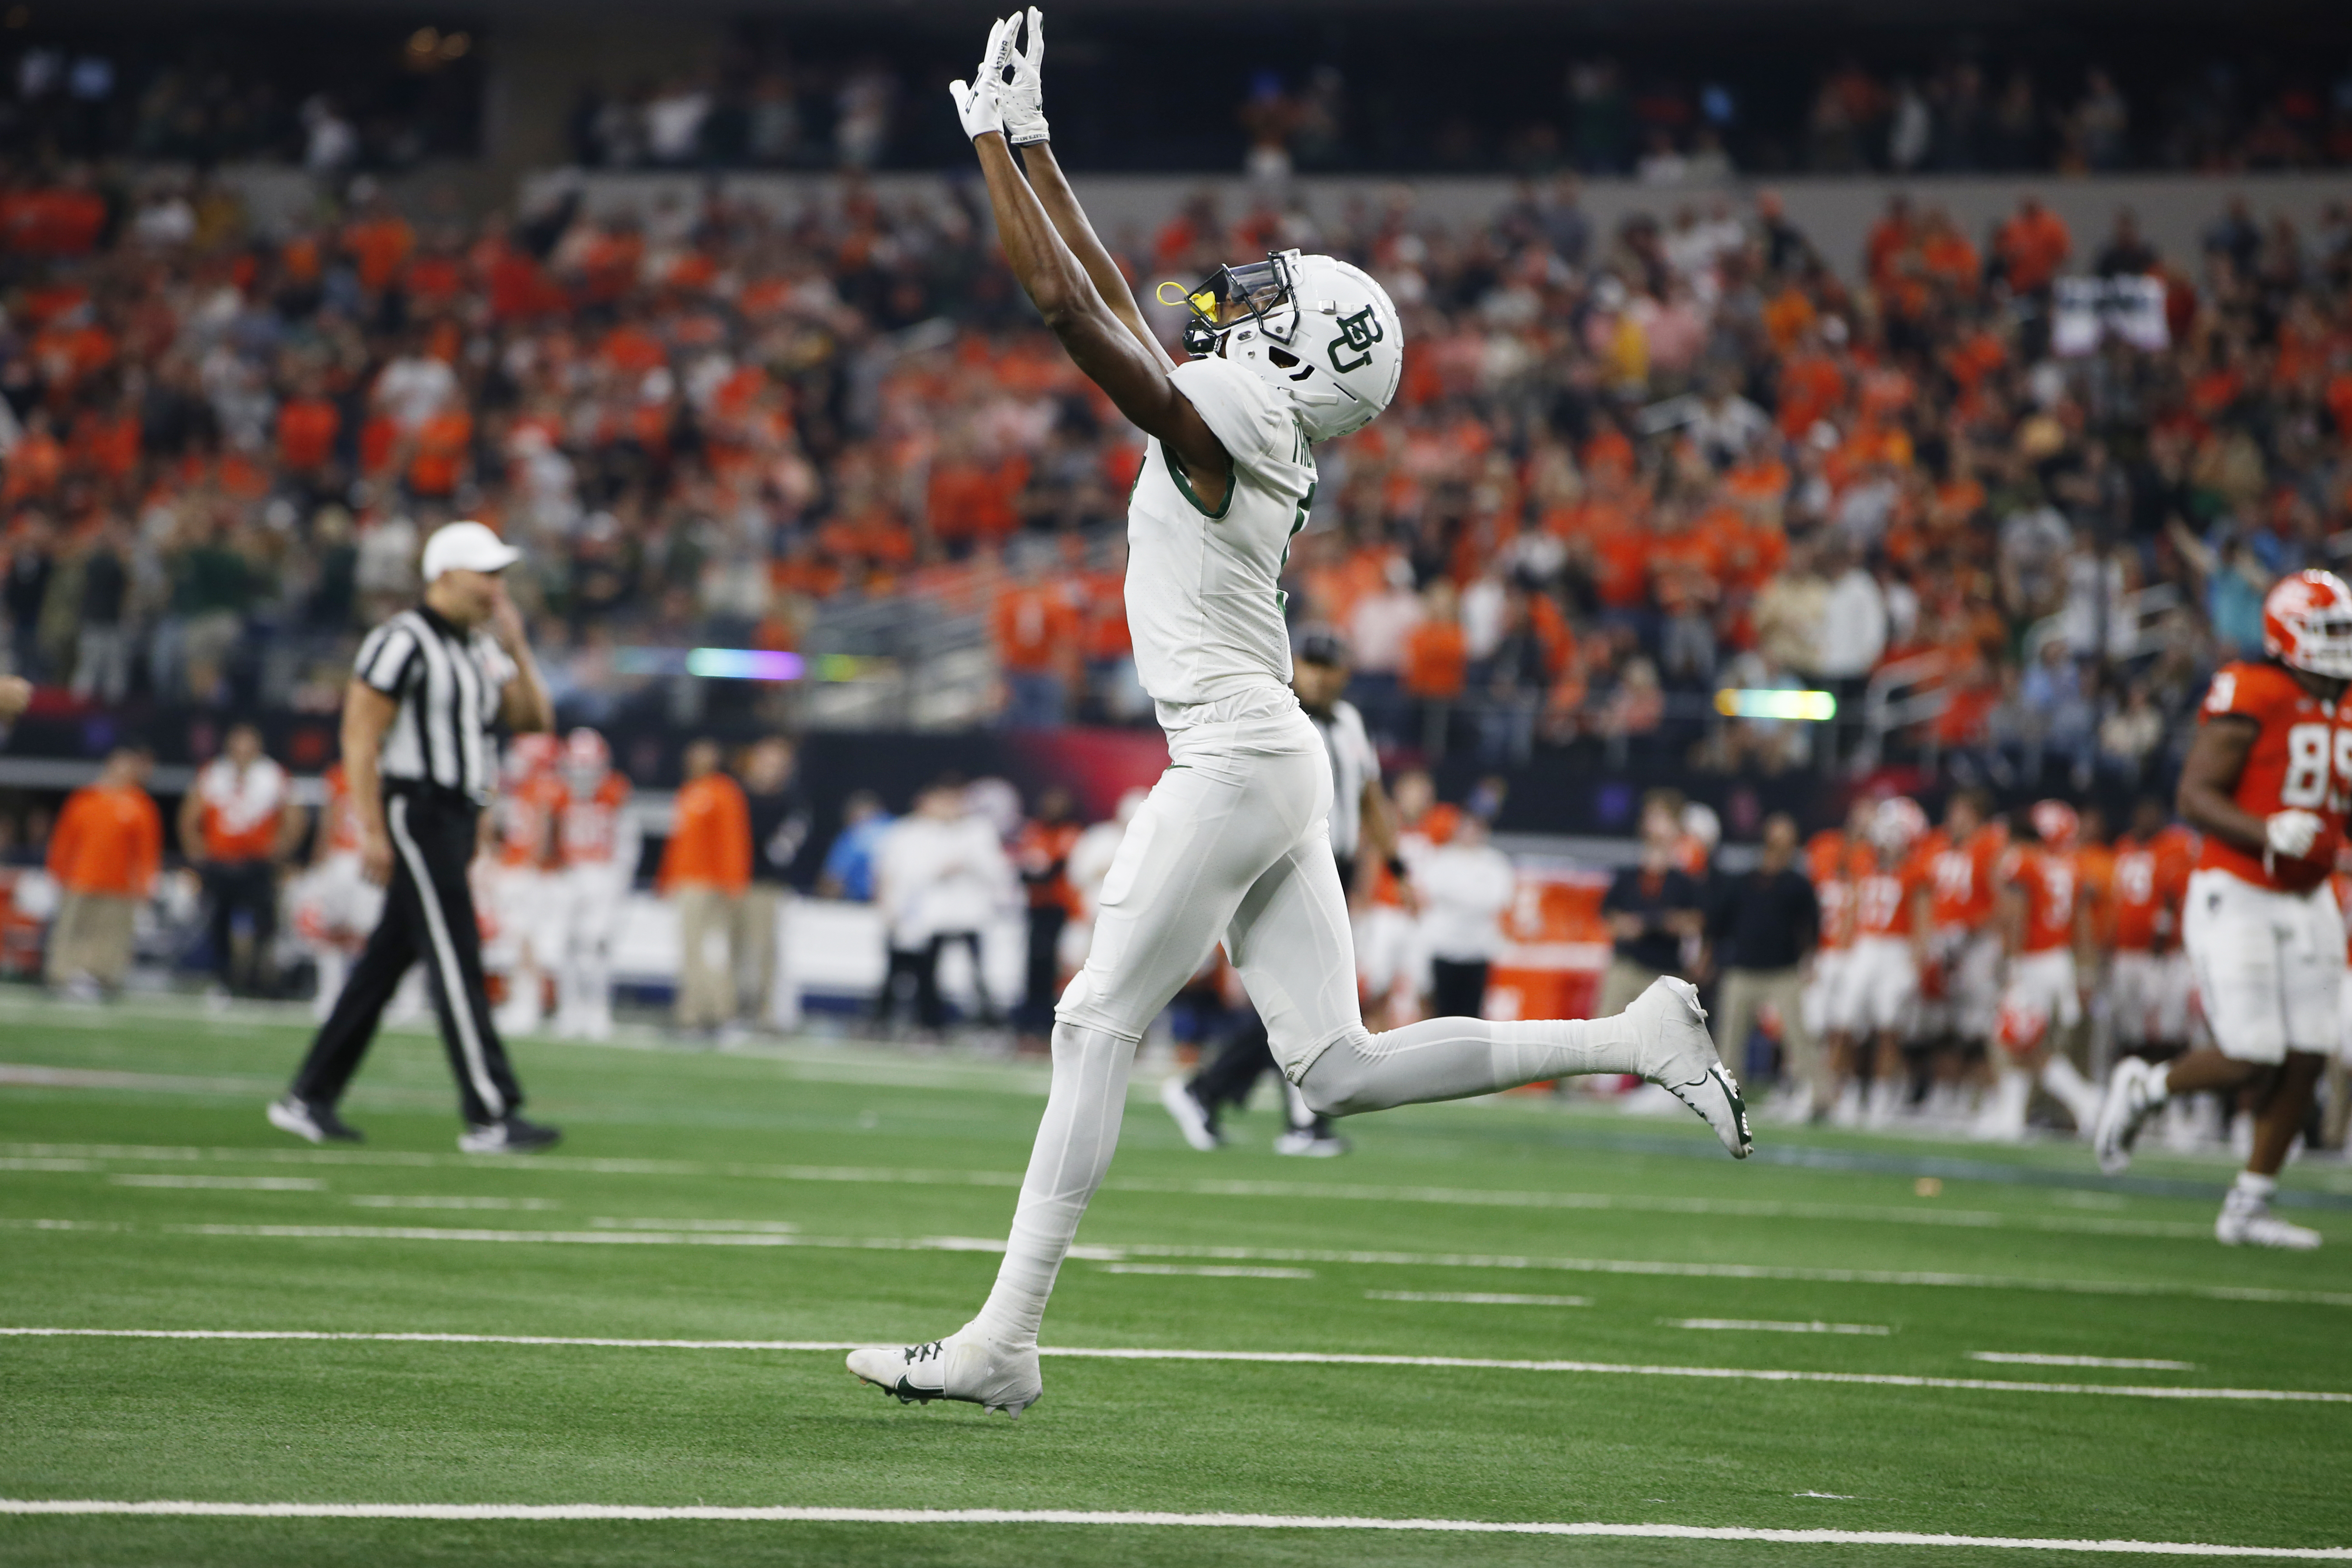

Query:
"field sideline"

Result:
[[2, 993, 2349, 1567]]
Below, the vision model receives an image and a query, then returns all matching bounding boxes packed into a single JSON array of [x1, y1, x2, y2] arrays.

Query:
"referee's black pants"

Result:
[[291, 789, 524, 1126]]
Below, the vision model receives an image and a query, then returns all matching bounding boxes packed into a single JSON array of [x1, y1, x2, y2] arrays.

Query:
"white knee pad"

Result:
[[1296, 1026, 1378, 1118]]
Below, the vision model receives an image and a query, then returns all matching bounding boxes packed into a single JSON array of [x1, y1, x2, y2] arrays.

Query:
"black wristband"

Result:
[[1386, 855, 1407, 879]]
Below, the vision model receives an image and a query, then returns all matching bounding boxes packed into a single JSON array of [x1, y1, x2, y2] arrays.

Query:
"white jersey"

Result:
[[1128, 356, 1318, 723], [1309, 698, 1379, 861]]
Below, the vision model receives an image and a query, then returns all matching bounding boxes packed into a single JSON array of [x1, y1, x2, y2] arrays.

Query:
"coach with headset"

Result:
[[270, 521, 562, 1154]]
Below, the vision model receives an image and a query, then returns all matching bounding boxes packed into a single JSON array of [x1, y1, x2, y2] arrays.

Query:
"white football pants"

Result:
[[970, 691, 1644, 1351]]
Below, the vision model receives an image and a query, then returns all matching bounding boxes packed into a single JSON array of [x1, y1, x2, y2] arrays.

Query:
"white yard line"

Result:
[[1972, 1353, 2199, 1371], [1666, 1319, 1892, 1335], [0, 1500, 2342, 1557], [7, 1215, 2341, 1309], [109, 1176, 326, 1191], [0, 1327, 2342, 1405], [0, 1138, 2228, 1240], [350, 1197, 559, 1211], [1095, 1264, 1315, 1279], [1366, 1291, 1591, 1306]]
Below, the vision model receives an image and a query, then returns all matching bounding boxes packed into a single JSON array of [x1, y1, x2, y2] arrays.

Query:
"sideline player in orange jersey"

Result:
[[2106, 796, 2197, 1066], [1912, 788, 2007, 1121], [2100, 572, 2352, 1247], [551, 727, 640, 1040], [1982, 799, 2106, 1140], [1826, 796, 1931, 1126], [1798, 799, 1872, 1117], [487, 733, 570, 1037]]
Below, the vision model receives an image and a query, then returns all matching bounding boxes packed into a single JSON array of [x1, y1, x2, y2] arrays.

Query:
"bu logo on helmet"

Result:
[[1328, 306, 1385, 373]]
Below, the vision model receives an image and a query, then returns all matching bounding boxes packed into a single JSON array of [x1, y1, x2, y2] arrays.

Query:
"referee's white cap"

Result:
[[422, 520, 522, 582]]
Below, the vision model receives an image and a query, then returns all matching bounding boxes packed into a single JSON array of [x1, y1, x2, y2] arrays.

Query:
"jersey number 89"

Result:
[[2278, 723, 2352, 811]]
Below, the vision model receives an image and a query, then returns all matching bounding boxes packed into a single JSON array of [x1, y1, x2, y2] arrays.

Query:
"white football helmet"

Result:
[[1171, 249, 1403, 443]]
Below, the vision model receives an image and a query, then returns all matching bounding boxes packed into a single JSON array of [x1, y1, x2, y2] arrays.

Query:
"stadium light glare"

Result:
[[684, 648, 804, 681], [1713, 687, 1838, 721]]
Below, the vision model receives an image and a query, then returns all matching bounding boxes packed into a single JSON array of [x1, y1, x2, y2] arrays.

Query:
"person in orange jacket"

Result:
[[45, 746, 162, 996], [659, 736, 750, 1035]]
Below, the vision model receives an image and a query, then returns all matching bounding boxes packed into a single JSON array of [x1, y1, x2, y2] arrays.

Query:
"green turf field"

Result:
[[2, 990, 2350, 1567]]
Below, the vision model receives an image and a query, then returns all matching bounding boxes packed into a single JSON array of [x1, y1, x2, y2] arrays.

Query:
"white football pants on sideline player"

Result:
[[556, 866, 630, 1039], [968, 692, 1662, 1354]]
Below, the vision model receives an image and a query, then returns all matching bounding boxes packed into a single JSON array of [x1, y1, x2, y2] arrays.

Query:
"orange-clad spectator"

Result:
[[67, 402, 140, 485], [1403, 580, 1469, 754], [277, 390, 342, 475], [406, 407, 474, 499], [659, 737, 752, 1034], [1917, 210, 1982, 296], [996, 565, 1081, 728], [178, 723, 299, 998], [2, 414, 64, 503], [404, 248, 466, 314], [1776, 341, 1845, 439], [1864, 196, 1916, 288], [599, 319, 668, 376], [1760, 283, 1817, 353], [44, 747, 162, 993], [343, 207, 416, 294], [928, 451, 1029, 549], [1994, 197, 2072, 294]]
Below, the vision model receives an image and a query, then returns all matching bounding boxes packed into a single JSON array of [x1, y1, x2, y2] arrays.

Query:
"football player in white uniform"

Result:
[[846, 10, 1750, 1419], [552, 728, 639, 1040]]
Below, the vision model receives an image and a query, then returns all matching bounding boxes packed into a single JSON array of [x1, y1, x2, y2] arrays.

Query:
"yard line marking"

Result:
[[0, 1158, 97, 1172], [0, 1501, 2344, 1556], [586, 1217, 797, 1232], [109, 1175, 326, 1192], [1367, 1292, 1591, 1307], [1, 1327, 2344, 1404], [1972, 1353, 2198, 1371], [1095, 1264, 1315, 1279], [1666, 1319, 1891, 1335], [0, 1138, 2231, 1239], [350, 1197, 559, 1211], [5, 1216, 2349, 1308], [0, 1066, 277, 1095]]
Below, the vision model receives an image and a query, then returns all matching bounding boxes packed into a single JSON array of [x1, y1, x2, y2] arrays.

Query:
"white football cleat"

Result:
[[1625, 977, 1751, 1159], [2215, 1193, 2321, 1250], [2094, 1056, 2165, 1176], [846, 1327, 1041, 1418], [1158, 1075, 1223, 1152]]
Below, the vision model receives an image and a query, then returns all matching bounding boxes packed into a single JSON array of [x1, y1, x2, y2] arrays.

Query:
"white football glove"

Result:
[[947, 17, 1014, 142], [2265, 808, 2323, 861], [1001, 7, 1049, 146]]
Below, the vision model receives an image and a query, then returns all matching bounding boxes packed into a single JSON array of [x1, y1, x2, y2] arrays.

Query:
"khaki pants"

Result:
[[1597, 957, 1661, 1018], [47, 892, 137, 988], [1715, 965, 1824, 1102], [675, 887, 740, 1029], [733, 885, 797, 1029]]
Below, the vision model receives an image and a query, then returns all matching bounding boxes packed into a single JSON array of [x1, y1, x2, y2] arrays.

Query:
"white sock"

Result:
[[2231, 1171, 2277, 1204], [2039, 1055, 2100, 1124], [970, 1021, 1137, 1352], [1299, 1014, 1639, 1117]]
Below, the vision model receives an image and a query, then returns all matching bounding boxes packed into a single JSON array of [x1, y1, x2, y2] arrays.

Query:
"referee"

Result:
[[1158, 629, 1397, 1156], [270, 522, 562, 1153]]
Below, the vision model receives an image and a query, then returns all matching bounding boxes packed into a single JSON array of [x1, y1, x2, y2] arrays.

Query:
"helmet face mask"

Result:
[[1171, 249, 1403, 444], [2265, 569, 2352, 679]]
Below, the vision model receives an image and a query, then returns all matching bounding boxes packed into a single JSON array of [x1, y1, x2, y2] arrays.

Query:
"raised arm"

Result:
[[995, 8, 1167, 368], [952, 30, 1228, 503], [1019, 144, 1171, 372]]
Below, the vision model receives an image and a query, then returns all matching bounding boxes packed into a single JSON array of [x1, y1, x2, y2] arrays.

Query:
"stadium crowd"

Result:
[[5, 157, 2352, 794]]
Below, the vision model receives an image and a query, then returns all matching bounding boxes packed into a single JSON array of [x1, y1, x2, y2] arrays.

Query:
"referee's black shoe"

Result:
[[458, 1115, 562, 1155], [267, 1094, 364, 1144]]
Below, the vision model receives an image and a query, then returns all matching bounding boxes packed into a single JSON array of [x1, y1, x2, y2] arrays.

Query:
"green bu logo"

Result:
[[1327, 306, 1384, 373]]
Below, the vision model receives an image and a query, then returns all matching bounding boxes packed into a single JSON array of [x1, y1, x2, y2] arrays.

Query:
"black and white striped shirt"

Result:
[[353, 606, 517, 804]]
